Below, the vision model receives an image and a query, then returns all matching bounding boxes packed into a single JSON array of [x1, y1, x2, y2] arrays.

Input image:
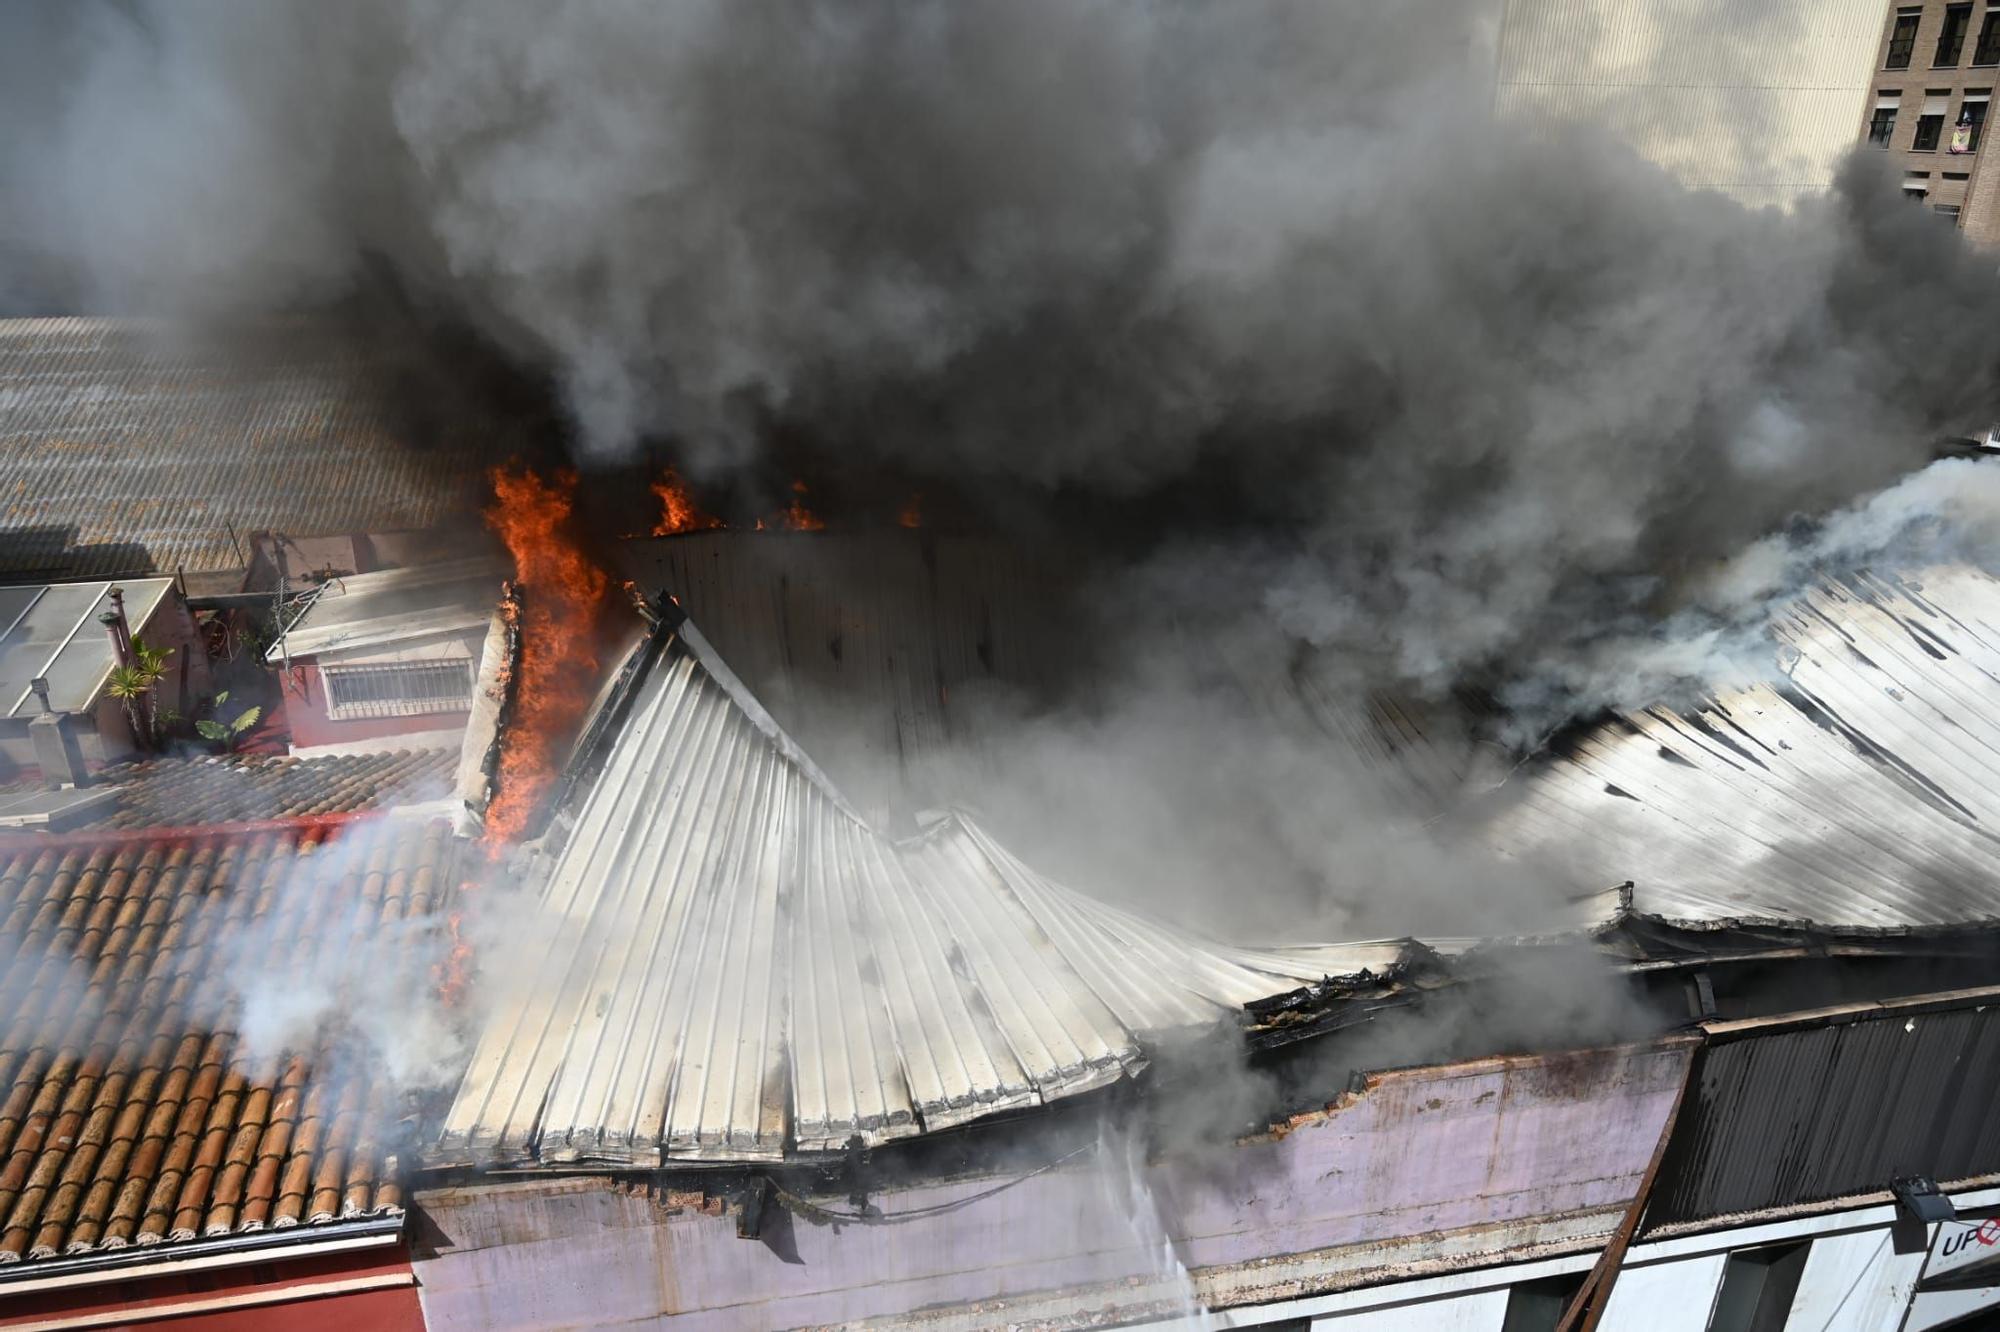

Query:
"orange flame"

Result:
[[436, 909, 474, 1007], [899, 493, 923, 529], [782, 480, 826, 532], [651, 468, 723, 536], [482, 465, 610, 852]]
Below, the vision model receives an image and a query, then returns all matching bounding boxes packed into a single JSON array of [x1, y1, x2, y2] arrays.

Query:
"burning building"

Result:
[[0, 469, 1997, 1329], [12, 3, 2000, 1327]]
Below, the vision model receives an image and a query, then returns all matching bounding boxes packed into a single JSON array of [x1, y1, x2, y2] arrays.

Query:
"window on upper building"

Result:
[[1906, 169, 1935, 196], [1915, 91, 1952, 148], [1870, 91, 1902, 144], [1706, 1242, 1809, 1332], [1501, 1273, 1588, 1332], [1937, 202, 1965, 220], [1889, 6, 1923, 67], [1977, 9, 2000, 64], [1953, 90, 1991, 151], [1939, 4, 1975, 64], [321, 659, 474, 721]]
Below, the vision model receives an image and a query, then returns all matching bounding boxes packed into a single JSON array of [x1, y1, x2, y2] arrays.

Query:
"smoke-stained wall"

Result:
[[1496, 0, 1888, 210]]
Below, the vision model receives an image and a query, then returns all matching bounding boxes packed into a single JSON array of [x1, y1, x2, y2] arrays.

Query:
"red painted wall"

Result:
[[0, 1249, 424, 1330]]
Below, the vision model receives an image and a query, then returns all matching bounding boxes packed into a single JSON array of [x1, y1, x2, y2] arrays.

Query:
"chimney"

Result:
[[99, 588, 133, 669], [27, 678, 89, 788]]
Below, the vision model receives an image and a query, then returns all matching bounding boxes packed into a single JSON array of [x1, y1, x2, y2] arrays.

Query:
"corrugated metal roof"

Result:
[[436, 618, 1416, 1168], [1480, 564, 2000, 930], [619, 533, 1087, 826], [266, 557, 502, 662], [0, 576, 173, 717], [0, 318, 484, 579], [1650, 991, 2000, 1226]]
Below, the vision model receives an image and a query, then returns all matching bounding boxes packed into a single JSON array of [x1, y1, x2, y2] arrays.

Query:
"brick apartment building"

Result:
[[1864, 0, 2000, 242]]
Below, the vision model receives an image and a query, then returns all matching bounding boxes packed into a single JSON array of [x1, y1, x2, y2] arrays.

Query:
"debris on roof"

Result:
[[0, 751, 456, 832], [0, 577, 175, 719], [0, 318, 485, 580], [1480, 564, 2000, 930], [435, 615, 1421, 1168], [0, 819, 455, 1263]]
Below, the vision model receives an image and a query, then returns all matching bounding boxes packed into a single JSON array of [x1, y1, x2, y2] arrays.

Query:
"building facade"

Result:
[[1861, 0, 2000, 241]]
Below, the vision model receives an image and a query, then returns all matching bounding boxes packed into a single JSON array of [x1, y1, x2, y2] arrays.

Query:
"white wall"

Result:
[[1599, 1253, 1727, 1331], [1182, 1186, 2000, 1332], [1785, 1229, 1928, 1331], [1311, 1290, 1507, 1330]]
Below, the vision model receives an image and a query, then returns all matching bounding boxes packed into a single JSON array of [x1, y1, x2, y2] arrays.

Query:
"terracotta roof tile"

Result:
[[0, 820, 452, 1262]]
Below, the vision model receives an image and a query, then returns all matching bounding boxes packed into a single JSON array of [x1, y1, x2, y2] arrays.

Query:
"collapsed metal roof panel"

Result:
[[436, 622, 1424, 1168], [1481, 564, 2000, 930]]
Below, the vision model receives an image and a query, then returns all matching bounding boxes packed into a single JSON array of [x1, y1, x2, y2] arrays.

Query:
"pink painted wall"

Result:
[[411, 1042, 1692, 1330], [284, 661, 470, 750]]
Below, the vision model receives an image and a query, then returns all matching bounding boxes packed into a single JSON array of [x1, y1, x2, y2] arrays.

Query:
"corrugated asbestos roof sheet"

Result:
[[0, 751, 457, 831], [267, 557, 502, 662], [436, 620, 1410, 1167], [1480, 564, 2000, 930], [0, 819, 453, 1262], [0, 318, 484, 579], [1650, 993, 2000, 1227]]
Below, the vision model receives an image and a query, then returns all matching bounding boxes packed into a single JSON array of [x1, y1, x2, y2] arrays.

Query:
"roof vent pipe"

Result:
[[98, 590, 133, 669]]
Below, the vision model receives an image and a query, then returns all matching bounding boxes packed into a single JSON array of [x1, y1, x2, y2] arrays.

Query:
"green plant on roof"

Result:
[[196, 689, 262, 752], [106, 635, 177, 751], [105, 665, 153, 749], [131, 637, 172, 740]]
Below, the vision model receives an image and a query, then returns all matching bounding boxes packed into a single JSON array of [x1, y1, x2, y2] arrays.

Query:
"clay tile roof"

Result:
[[0, 750, 457, 832], [0, 819, 454, 1263]]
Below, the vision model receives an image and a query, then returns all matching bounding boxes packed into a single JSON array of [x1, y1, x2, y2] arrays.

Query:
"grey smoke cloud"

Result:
[[8, 0, 2000, 940], [8, 0, 1994, 696]]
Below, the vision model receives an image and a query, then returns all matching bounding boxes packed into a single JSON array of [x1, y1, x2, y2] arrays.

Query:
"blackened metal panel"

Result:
[[1651, 1000, 2000, 1225]]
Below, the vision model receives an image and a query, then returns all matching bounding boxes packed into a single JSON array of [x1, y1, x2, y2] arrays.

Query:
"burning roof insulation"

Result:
[[1481, 563, 2000, 930], [435, 612, 1427, 1168]]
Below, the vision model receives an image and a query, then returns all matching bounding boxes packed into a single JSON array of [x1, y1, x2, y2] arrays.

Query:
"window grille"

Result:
[[322, 660, 473, 721]]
